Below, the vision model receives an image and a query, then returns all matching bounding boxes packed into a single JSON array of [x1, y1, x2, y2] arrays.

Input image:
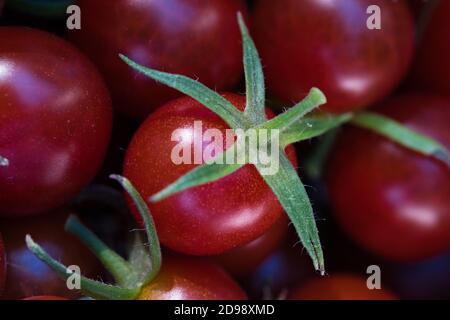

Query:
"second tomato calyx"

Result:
[[26, 175, 162, 300]]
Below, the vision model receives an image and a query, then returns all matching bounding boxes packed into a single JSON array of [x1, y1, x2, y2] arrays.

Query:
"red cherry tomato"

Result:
[[251, 0, 414, 113], [0, 27, 112, 217], [289, 274, 396, 300], [124, 93, 297, 255], [215, 214, 289, 278], [23, 296, 68, 300], [0, 210, 102, 299], [138, 254, 247, 300], [412, 1, 450, 95], [327, 94, 450, 261], [0, 233, 5, 296], [69, 0, 247, 119]]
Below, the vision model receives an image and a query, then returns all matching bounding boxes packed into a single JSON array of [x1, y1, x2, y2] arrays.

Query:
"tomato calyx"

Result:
[[26, 175, 162, 300], [119, 13, 450, 275]]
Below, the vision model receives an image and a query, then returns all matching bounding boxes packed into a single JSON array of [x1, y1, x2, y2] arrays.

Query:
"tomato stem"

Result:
[[110, 175, 162, 284], [25, 235, 140, 300], [351, 112, 450, 167], [65, 215, 139, 288]]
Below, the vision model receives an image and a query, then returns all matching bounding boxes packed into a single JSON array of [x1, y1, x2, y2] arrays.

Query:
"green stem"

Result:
[[259, 88, 327, 132], [351, 112, 450, 166], [65, 216, 138, 288], [25, 235, 140, 300], [110, 175, 162, 284]]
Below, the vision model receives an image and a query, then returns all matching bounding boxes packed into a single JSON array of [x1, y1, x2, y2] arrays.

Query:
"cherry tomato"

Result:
[[138, 254, 247, 300], [215, 214, 289, 278], [0, 233, 5, 296], [289, 274, 396, 300], [23, 296, 68, 300], [411, 0, 450, 95], [251, 0, 414, 113], [124, 93, 297, 255], [69, 0, 247, 119], [327, 94, 450, 261], [6, 0, 73, 19], [0, 27, 112, 217], [0, 210, 102, 299]]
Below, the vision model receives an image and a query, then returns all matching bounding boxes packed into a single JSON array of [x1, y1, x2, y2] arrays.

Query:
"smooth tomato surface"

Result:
[[327, 94, 450, 261], [289, 274, 396, 300], [252, 0, 414, 113], [412, 1, 450, 95], [0, 233, 5, 296], [0, 210, 102, 299], [138, 254, 247, 300], [124, 93, 297, 255], [70, 0, 247, 119], [0, 27, 112, 217]]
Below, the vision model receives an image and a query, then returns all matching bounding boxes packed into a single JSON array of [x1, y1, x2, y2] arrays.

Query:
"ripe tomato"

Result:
[[138, 254, 247, 300], [0, 210, 102, 299], [251, 0, 414, 113], [327, 94, 450, 261], [289, 274, 396, 300], [0, 27, 112, 217], [124, 93, 297, 255], [69, 0, 247, 119], [411, 1, 450, 95], [215, 214, 289, 278], [0, 233, 5, 296]]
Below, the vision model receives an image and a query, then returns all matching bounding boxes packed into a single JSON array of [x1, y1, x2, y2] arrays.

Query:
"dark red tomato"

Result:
[[124, 93, 297, 255], [0, 210, 102, 299], [412, 1, 450, 95], [215, 214, 289, 278], [138, 254, 247, 300], [0, 233, 5, 296], [69, 0, 247, 119], [252, 0, 414, 114], [0, 27, 112, 217], [289, 274, 396, 300], [23, 296, 68, 300], [327, 94, 450, 261]]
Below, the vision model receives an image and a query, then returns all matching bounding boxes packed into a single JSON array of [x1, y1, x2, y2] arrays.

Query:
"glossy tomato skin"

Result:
[[0, 210, 102, 300], [70, 0, 247, 119], [252, 0, 414, 114], [412, 1, 450, 95], [138, 254, 247, 300], [215, 214, 289, 278], [0, 233, 5, 296], [0, 27, 112, 217], [327, 94, 450, 261], [289, 274, 396, 300], [124, 93, 297, 255]]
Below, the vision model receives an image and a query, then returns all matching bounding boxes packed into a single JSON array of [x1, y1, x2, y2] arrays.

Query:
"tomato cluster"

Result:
[[0, 0, 449, 301]]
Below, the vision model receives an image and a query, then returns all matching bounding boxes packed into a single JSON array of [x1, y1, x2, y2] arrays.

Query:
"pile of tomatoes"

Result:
[[0, 0, 449, 301]]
